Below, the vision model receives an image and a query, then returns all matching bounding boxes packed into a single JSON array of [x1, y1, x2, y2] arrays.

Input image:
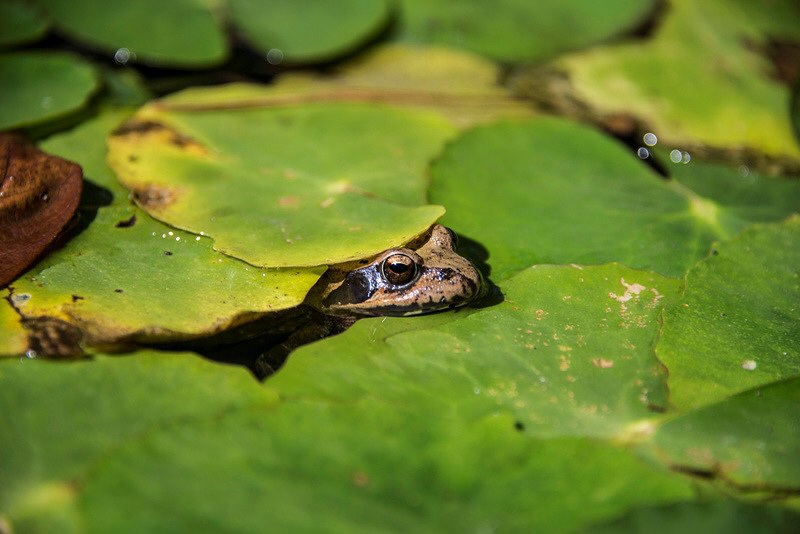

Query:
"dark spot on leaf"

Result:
[[132, 184, 178, 210], [23, 316, 83, 359], [514, 421, 525, 432], [114, 288, 124, 293], [711, 249, 719, 255], [71, 294, 84, 302], [164, 251, 173, 256], [115, 214, 137, 228], [112, 120, 167, 137], [128, 154, 138, 162]]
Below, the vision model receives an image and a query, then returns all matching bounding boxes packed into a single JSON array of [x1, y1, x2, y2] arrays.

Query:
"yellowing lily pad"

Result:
[[0, 51, 99, 130], [138, 45, 533, 130], [0, 300, 26, 357], [533, 0, 800, 164], [8, 110, 321, 348], [108, 96, 453, 268], [656, 217, 800, 411], [429, 118, 800, 281]]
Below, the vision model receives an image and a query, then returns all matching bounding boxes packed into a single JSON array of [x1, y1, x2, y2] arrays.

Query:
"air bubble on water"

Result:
[[742, 359, 757, 371], [168, 231, 173, 236], [538, 376, 547, 383], [175, 236, 180, 241], [669, 149, 682, 163], [161, 233, 166, 238], [738, 165, 750, 177], [114, 47, 132, 65], [473, 387, 481, 395], [266, 48, 284, 65], [195, 236, 201, 241], [636, 147, 650, 159], [682, 151, 691, 164], [643, 132, 658, 146], [25, 349, 38, 359]]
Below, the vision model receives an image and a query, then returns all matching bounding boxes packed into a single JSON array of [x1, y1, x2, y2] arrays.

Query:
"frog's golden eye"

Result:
[[381, 253, 418, 286]]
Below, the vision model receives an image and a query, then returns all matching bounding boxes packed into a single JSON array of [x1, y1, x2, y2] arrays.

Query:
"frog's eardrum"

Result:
[[0, 134, 83, 287]]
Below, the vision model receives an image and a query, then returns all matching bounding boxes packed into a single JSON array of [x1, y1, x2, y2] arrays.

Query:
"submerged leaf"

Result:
[[0, 0, 49, 48]]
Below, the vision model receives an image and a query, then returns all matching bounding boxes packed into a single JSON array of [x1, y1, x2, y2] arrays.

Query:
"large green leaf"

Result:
[[651, 378, 800, 490], [108, 95, 454, 268], [398, 0, 657, 62], [0, 351, 694, 533], [532, 0, 800, 163], [656, 217, 800, 410], [36, 0, 227, 68], [429, 118, 800, 281], [276, 263, 679, 439], [228, 0, 391, 63], [6, 109, 321, 349], [0, 0, 49, 48], [0, 51, 99, 130]]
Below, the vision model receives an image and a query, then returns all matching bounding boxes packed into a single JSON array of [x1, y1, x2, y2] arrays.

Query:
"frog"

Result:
[[199, 223, 486, 378]]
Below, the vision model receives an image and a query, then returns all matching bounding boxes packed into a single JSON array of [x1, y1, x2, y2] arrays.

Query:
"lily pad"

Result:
[[7, 110, 321, 348], [275, 263, 679, 439], [428, 118, 800, 281], [0, 352, 694, 532], [532, 0, 800, 164], [153, 44, 535, 128], [397, 0, 657, 62], [228, 0, 391, 63], [36, 0, 226, 68], [0, 0, 49, 48], [0, 51, 99, 130], [656, 217, 800, 411], [651, 378, 800, 490], [108, 96, 453, 268], [0, 300, 26, 357]]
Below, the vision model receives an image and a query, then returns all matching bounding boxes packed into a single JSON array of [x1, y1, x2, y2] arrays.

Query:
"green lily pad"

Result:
[[8, 110, 321, 347], [0, 300, 26, 357], [153, 44, 534, 128], [276, 263, 679, 439], [0, 352, 693, 532], [0, 51, 99, 130], [397, 0, 657, 62], [36, 0, 226, 68], [0, 0, 49, 48], [0, 352, 270, 533], [108, 95, 453, 268], [536, 0, 800, 163], [428, 118, 800, 281], [588, 500, 800, 533], [651, 378, 800, 490], [228, 0, 391, 63], [656, 217, 800, 411]]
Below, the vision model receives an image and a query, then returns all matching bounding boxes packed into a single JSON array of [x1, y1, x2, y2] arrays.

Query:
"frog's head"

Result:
[[307, 224, 485, 317]]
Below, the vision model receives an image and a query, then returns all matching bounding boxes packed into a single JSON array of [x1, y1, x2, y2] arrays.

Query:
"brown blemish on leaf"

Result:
[[131, 183, 179, 211], [278, 196, 299, 207], [0, 134, 83, 287], [23, 316, 84, 359], [115, 214, 137, 228], [592, 358, 615, 369], [112, 119, 208, 156]]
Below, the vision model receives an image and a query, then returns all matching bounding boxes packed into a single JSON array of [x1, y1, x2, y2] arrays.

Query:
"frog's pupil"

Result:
[[390, 262, 409, 274]]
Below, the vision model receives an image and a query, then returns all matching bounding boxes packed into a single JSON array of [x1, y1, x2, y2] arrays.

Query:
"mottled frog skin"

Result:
[[307, 224, 484, 317]]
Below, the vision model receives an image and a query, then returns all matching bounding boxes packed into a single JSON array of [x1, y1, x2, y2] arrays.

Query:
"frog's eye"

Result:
[[381, 253, 418, 286]]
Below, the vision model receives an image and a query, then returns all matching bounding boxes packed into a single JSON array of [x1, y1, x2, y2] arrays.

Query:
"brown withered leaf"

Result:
[[0, 133, 83, 287]]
